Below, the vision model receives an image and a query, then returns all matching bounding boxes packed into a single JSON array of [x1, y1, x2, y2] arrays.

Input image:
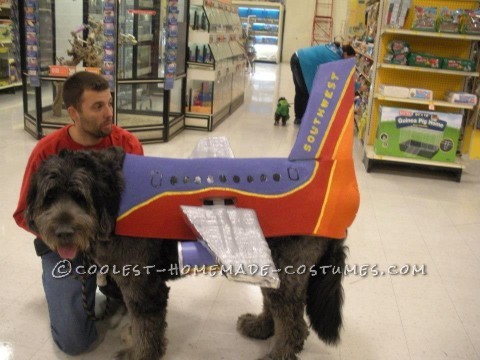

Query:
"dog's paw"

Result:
[[114, 348, 133, 360], [237, 313, 274, 340], [258, 353, 299, 360]]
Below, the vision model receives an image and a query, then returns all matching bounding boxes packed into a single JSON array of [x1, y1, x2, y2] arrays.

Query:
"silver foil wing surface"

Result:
[[181, 205, 280, 289], [189, 136, 235, 159]]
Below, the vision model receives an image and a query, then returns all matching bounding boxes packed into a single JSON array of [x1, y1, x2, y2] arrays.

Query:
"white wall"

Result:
[[281, 0, 349, 62], [55, 1, 83, 63]]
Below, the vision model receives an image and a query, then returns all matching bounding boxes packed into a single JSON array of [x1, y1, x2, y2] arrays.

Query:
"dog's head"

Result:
[[25, 147, 125, 259]]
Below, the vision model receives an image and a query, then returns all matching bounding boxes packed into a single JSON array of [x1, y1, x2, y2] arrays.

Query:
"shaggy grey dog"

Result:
[[25, 147, 348, 360]]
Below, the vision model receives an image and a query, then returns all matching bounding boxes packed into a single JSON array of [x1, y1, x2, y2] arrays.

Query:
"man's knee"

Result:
[[52, 328, 97, 355]]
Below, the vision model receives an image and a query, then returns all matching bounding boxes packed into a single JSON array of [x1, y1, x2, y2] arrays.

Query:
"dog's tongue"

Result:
[[57, 245, 78, 259]]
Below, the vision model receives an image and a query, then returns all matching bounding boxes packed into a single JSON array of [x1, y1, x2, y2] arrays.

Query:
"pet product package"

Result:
[[384, 0, 411, 28], [408, 53, 442, 68], [441, 58, 475, 72], [384, 53, 408, 65], [379, 85, 410, 98], [409, 88, 433, 100], [387, 40, 410, 54], [460, 9, 480, 34], [375, 106, 462, 162], [437, 7, 462, 33], [446, 92, 478, 105], [411, 6, 437, 31]]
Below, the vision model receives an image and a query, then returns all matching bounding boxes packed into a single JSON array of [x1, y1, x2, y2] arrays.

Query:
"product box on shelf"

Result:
[[409, 88, 433, 100], [374, 106, 462, 163], [437, 7, 462, 33], [446, 92, 478, 105], [379, 85, 410, 98], [441, 58, 475, 72], [411, 6, 437, 31], [408, 52, 442, 68], [384, 0, 411, 29]]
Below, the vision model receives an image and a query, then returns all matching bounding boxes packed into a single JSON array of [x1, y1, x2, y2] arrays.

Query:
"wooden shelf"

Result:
[[378, 63, 479, 77], [374, 94, 475, 110], [382, 28, 480, 41]]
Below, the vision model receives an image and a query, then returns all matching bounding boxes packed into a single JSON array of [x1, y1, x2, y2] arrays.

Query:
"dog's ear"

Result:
[[97, 207, 115, 241], [104, 146, 125, 161], [58, 148, 74, 158], [90, 147, 125, 241], [25, 172, 39, 233]]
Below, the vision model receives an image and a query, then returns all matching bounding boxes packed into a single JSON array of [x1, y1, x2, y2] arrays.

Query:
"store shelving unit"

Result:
[[353, 1, 379, 137], [353, 42, 375, 130], [233, 0, 284, 63], [185, 0, 246, 131], [362, 0, 480, 181], [0, 6, 21, 91], [19, 0, 187, 143]]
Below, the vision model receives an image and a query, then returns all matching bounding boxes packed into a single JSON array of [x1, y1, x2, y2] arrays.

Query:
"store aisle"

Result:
[[0, 63, 479, 360]]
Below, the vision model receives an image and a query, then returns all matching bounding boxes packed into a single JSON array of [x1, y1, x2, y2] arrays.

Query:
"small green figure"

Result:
[[274, 97, 290, 126]]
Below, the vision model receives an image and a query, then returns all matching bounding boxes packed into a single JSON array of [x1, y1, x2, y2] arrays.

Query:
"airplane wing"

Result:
[[180, 136, 280, 288]]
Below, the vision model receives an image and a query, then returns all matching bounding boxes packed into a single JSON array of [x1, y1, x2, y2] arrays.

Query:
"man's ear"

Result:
[[67, 106, 79, 122]]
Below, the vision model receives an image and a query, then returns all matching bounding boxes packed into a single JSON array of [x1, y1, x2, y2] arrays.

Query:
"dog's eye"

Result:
[[44, 189, 58, 206], [71, 192, 87, 208]]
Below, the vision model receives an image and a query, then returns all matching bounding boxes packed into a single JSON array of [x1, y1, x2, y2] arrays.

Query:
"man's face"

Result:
[[74, 89, 113, 139]]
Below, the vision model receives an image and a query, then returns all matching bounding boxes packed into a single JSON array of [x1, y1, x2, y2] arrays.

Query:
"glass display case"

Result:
[[186, 0, 246, 131], [19, 0, 187, 143]]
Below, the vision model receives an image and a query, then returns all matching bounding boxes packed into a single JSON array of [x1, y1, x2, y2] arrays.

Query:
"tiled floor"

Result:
[[1, 63, 480, 359]]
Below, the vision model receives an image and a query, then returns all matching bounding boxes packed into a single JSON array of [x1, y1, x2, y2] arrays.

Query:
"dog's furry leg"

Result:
[[95, 238, 180, 360], [244, 237, 330, 360], [237, 295, 274, 339], [114, 278, 170, 360], [260, 282, 308, 360]]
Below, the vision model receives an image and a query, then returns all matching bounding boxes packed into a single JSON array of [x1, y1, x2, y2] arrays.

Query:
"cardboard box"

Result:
[[408, 53, 442, 68], [379, 85, 410, 98], [375, 106, 462, 162], [446, 92, 478, 105], [409, 88, 433, 100], [385, 0, 411, 29]]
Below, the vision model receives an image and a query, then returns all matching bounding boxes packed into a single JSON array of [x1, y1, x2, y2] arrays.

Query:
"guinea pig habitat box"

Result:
[[374, 106, 462, 162]]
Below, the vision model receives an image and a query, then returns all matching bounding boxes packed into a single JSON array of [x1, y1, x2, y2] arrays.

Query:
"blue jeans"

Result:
[[41, 251, 97, 355]]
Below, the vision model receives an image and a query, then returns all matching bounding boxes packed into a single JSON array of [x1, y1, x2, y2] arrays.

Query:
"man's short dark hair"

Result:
[[342, 44, 355, 57], [62, 71, 110, 110]]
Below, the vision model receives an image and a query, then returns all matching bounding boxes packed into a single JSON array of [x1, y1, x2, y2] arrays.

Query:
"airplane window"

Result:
[[183, 176, 190, 184], [247, 175, 254, 183], [288, 167, 300, 181], [219, 174, 227, 183], [150, 171, 162, 188], [260, 174, 267, 182], [194, 176, 202, 184], [233, 175, 241, 183], [207, 175, 214, 184], [273, 173, 281, 182], [170, 176, 178, 185]]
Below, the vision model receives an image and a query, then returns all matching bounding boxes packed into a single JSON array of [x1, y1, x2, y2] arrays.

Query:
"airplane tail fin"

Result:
[[288, 58, 356, 162]]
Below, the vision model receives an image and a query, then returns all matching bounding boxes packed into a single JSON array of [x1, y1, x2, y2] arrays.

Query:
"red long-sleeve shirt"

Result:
[[13, 124, 144, 233]]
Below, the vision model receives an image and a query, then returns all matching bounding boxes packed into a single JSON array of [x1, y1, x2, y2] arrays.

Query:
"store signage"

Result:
[[128, 10, 157, 15]]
